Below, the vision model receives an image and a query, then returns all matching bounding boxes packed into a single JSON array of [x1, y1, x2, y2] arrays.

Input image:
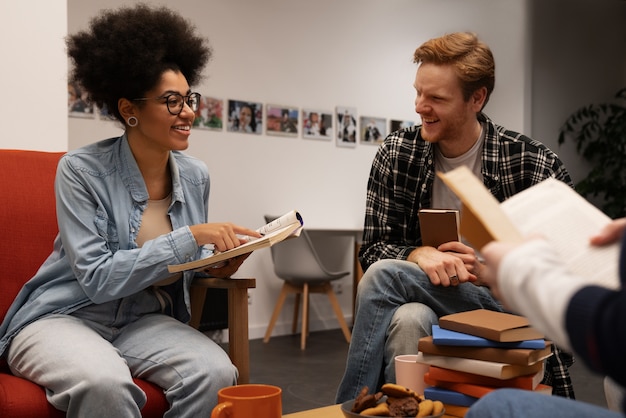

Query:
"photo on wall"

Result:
[[359, 116, 386, 145], [194, 96, 224, 131], [336, 106, 357, 147], [68, 81, 94, 119], [302, 109, 333, 141], [390, 119, 416, 133], [266, 104, 299, 137], [227, 99, 263, 134]]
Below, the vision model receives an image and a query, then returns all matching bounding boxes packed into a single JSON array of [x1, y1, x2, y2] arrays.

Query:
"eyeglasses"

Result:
[[133, 92, 201, 116]]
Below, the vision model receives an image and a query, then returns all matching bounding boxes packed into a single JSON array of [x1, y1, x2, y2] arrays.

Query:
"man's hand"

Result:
[[407, 241, 479, 286]]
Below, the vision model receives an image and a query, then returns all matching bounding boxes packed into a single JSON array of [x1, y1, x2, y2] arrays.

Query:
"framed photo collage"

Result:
[[68, 84, 416, 148]]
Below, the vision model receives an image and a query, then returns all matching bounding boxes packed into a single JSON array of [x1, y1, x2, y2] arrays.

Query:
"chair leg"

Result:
[[324, 283, 352, 343], [264, 284, 290, 343], [292, 293, 301, 334], [301, 283, 309, 350]]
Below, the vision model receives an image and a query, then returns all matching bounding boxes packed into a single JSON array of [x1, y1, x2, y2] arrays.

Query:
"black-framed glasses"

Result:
[[133, 92, 201, 115]]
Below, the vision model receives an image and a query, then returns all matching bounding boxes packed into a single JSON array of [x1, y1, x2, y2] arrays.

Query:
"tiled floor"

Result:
[[246, 329, 609, 415]]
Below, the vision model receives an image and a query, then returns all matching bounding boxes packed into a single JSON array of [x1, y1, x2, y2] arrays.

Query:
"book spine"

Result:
[[424, 374, 494, 398], [419, 337, 548, 366], [424, 387, 478, 407], [427, 366, 542, 390], [431, 326, 546, 349], [419, 353, 543, 379]]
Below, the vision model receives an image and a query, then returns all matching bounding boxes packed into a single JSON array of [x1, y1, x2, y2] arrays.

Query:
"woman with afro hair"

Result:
[[0, 4, 261, 417]]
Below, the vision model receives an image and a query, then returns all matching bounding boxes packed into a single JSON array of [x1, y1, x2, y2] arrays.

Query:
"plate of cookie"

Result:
[[341, 383, 445, 418]]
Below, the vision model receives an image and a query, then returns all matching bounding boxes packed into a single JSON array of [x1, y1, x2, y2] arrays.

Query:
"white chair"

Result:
[[263, 215, 352, 349]]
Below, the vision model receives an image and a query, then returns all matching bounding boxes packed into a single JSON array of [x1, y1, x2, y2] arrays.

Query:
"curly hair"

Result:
[[413, 32, 495, 108], [66, 3, 212, 124]]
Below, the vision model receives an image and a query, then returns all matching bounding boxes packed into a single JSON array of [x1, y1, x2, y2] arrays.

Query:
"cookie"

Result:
[[388, 396, 419, 417], [416, 399, 434, 417], [351, 386, 383, 413], [380, 383, 418, 399], [360, 401, 390, 416]]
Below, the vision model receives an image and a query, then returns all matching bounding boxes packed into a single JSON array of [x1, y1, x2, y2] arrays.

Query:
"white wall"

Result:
[[0, 1, 67, 151], [67, 0, 530, 340]]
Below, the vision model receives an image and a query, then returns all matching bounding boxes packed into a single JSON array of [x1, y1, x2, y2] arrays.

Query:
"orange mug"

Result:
[[211, 384, 282, 418]]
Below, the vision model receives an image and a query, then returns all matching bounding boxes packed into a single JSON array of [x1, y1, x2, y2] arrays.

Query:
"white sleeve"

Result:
[[496, 239, 589, 351]]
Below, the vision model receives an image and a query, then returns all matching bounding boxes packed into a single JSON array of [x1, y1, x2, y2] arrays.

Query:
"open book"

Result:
[[438, 166, 620, 289], [167, 210, 303, 273]]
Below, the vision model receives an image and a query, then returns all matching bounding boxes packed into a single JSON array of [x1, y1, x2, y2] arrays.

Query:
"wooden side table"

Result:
[[283, 404, 342, 417]]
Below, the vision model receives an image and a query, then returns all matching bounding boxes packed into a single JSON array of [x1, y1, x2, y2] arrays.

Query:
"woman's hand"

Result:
[[590, 217, 626, 246], [189, 223, 261, 252], [479, 240, 526, 302], [203, 254, 250, 278]]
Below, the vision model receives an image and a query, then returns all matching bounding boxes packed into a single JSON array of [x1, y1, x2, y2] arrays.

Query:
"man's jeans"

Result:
[[336, 259, 501, 403]]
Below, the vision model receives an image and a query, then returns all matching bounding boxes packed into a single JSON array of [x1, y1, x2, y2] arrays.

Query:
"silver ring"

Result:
[[449, 275, 459, 284]]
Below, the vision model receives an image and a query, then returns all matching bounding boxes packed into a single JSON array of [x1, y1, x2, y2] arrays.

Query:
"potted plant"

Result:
[[558, 87, 626, 218]]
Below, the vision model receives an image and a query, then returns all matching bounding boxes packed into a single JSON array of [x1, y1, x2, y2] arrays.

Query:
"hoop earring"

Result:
[[127, 116, 138, 127]]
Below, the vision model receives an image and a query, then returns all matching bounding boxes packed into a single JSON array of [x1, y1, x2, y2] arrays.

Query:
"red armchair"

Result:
[[0, 149, 254, 417]]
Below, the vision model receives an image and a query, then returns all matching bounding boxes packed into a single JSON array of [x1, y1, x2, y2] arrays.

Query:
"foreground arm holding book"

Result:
[[466, 219, 626, 418]]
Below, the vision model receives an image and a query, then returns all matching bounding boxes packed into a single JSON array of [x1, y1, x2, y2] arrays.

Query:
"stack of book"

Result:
[[416, 309, 553, 417]]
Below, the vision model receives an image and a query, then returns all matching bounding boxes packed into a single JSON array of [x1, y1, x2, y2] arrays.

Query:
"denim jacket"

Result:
[[0, 135, 211, 357]]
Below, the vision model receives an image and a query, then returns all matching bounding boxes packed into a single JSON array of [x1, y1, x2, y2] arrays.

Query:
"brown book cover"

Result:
[[419, 209, 461, 247], [438, 309, 544, 342], [427, 366, 544, 390], [418, 336, 552, 366]]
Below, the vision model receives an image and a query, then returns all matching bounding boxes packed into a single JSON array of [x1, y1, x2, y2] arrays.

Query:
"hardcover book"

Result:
[[423, 386, 478, 407], [424, 374, 551, 399], [420, 334, 552, 365], [430, 325, 547, 350], [418, 209, 460, 247], [427, 366, 545, 391], [417, 352, 544, 380], [438, 309, 544, 343], [441, 403, 469, 418]]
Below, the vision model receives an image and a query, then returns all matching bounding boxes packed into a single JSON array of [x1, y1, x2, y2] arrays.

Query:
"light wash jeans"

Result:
[[467, 388, 624, 418], [7, 289, 237, 418], [336, 259, 501, 403]]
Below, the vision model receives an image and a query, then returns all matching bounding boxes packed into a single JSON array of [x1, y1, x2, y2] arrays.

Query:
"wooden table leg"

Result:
[[227, 284, 251, 384]]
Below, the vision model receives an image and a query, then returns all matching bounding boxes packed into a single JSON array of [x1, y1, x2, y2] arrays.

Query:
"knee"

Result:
[[390, 303, 438, 334], [73, 369, 145, 408], [357, 259, 420, 295], [185, 350, 238, 391], [466, 389, 519, 418]]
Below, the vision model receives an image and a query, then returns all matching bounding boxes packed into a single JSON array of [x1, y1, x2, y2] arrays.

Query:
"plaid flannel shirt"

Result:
[[359, 112, 576, 398]]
